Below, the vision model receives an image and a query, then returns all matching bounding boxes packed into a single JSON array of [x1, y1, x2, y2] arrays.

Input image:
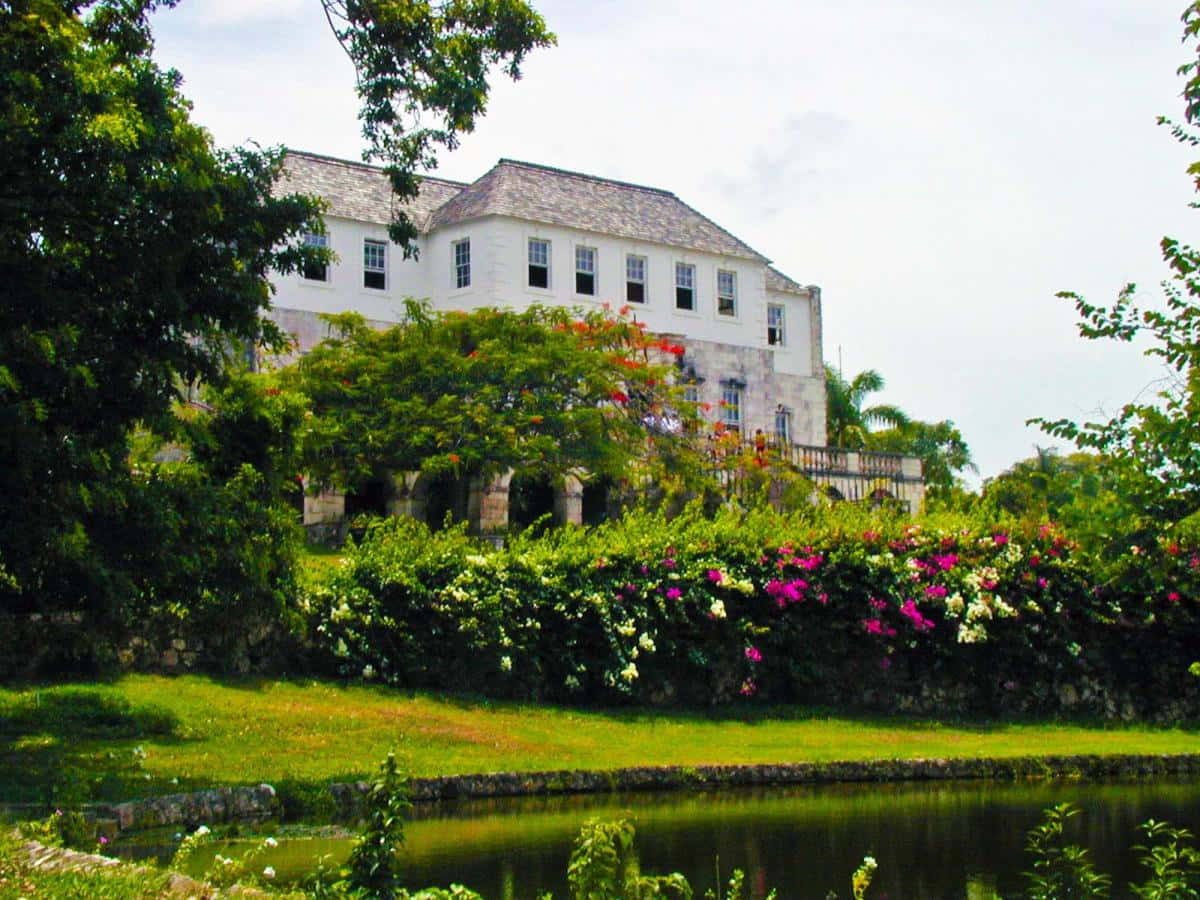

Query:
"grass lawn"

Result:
[[1, 674, 1197, 804]]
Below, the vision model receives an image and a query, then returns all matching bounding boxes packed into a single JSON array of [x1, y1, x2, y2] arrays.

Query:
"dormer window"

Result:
[[675, 262, 695, 311], [363, 238, 386, 290], [528, 238, 550, 288], [575, 246, 596, 296]]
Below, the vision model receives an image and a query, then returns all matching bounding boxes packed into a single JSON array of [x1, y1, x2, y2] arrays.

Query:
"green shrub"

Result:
[[306, 503, 1200, 719]]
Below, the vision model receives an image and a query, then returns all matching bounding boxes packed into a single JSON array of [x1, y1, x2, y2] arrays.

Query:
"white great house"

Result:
[[267, 151, 923, 529]]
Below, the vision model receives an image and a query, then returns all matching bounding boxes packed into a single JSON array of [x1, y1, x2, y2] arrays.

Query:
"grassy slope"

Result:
[[1, 675, 1197, 803]]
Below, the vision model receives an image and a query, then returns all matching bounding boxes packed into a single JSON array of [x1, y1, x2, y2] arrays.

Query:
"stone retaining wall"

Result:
[[90, 754, 1200, 834]]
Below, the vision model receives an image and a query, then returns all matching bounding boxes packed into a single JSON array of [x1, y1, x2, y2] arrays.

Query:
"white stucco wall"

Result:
[[270, 215, 432, 323], [268, 212, 827, 445]]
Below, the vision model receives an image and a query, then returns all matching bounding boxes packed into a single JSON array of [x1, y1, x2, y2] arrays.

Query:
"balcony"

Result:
[[706, 436, 925, 510]]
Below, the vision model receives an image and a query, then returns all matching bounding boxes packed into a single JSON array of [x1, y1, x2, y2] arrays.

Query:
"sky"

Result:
[[151, 0, 1197, 487]]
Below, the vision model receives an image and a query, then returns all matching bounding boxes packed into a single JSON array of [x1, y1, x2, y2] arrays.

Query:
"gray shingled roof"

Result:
[[766, 266, 809, 295], [277, 151, 466, 229], [429, 159, 767, 262], [278, 151, 807, 277]]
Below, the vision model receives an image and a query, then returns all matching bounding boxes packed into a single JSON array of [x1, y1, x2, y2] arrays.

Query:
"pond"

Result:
[[164, 778, 1200, 898]]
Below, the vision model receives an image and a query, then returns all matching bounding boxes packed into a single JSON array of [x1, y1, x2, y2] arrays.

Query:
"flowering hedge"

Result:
[[305, 507, 1200, 719]]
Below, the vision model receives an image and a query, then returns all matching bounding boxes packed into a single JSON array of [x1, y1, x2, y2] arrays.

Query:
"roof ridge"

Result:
[[493, 158, 675, 198], [283, 149, 470, 188]]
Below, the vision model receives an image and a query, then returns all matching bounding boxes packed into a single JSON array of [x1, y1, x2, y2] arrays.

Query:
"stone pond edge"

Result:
[[89, 753, 1200, 833]]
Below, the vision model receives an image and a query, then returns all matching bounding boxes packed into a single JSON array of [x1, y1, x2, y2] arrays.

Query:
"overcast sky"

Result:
[[151, 0, 1196, 487]]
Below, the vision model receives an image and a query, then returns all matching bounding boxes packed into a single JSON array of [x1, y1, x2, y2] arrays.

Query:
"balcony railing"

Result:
[[704, 435, 924, 506]]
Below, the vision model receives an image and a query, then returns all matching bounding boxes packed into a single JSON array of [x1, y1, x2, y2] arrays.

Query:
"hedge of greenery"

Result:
[[304, 506, 1200, 720]]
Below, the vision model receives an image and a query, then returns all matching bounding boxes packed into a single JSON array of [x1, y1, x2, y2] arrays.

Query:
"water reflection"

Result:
[[184, 779, 1200, 898]]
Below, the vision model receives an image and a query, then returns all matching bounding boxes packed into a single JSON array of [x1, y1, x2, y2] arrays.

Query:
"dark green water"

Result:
[[176, 779, 1200, 898]]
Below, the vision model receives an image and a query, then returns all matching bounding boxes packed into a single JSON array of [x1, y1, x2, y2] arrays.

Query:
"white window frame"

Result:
[[768, 303, 786, 347], [363, 238, 387, 290], [302, 231, 330, 283], [625, 254, 647, 304], [675, 262, 696, 312], [528, 237, 551, 289], [453, 238, 471, 290], [575, 245, 597, 296], [717, 269, 737, 317], [720, 384, 742, 431]]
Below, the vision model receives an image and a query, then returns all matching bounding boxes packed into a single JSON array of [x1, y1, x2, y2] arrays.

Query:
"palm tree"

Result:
[[824, 365, 910, 449]]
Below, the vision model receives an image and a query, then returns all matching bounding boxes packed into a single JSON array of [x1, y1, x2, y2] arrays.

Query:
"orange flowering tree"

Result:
[[287, 301, 706, 495]]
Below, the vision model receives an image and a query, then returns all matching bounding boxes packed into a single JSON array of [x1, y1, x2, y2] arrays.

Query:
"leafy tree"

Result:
[[0, 0, 323, 627], [866, 418, 976, 493], [0, 0, 554, 656], [824, 365, 975, 495], [287, 303, 703, 499], [322, 0, 555, 251], [1031, 1, 1200, 531], [824, 365, 910, 449]]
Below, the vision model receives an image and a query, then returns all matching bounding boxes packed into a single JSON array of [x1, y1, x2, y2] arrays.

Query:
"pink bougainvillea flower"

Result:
[[766, 579, 805, 606], [1037, 577, 1048, 589], [662, 558, 676, 569], [933, 554, 958, 571], [862, 618, 884, 635], [707, 569, 724, 584], [993, 533, 1009, 546], [925, 585, 948, 600], [1169, 591, 1182, 603], [869, 597, 888, 611], [818, 592, 829, 605], [899, 599, 935, 632], [745, 646, 763, 663], [666, 587, 682, 600]]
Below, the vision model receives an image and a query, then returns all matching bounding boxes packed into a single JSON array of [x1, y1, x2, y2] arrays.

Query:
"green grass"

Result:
[[1, 675, 1198, 804]]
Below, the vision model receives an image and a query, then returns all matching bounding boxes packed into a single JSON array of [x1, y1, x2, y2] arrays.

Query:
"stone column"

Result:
[[468, 471, 513, 534], [302, 478, 345, 525], [555, 474, 585, 526], [386, 470, 425, 520]]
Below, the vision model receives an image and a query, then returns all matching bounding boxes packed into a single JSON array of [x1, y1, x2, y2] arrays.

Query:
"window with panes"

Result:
[[767, 304, 786, 346], [717, 270, 737, 316], [625, 254, 646, 303], [775, 407, 792, 445], [302, 232, 329, 282], [363, 239, 386, 290], [453, 239, 471, 289], [575, 246, 596, 295], [720, 385, 742, 432], [528, 238, 550, 288], [675, 262, 695, 311]]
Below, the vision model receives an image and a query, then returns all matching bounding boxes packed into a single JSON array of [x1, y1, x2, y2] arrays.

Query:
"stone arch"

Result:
[[508, 469, 558, 533], [581, 474, 616, 526], [412, 469, 470, 531], [344, 475, 390, 519]]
